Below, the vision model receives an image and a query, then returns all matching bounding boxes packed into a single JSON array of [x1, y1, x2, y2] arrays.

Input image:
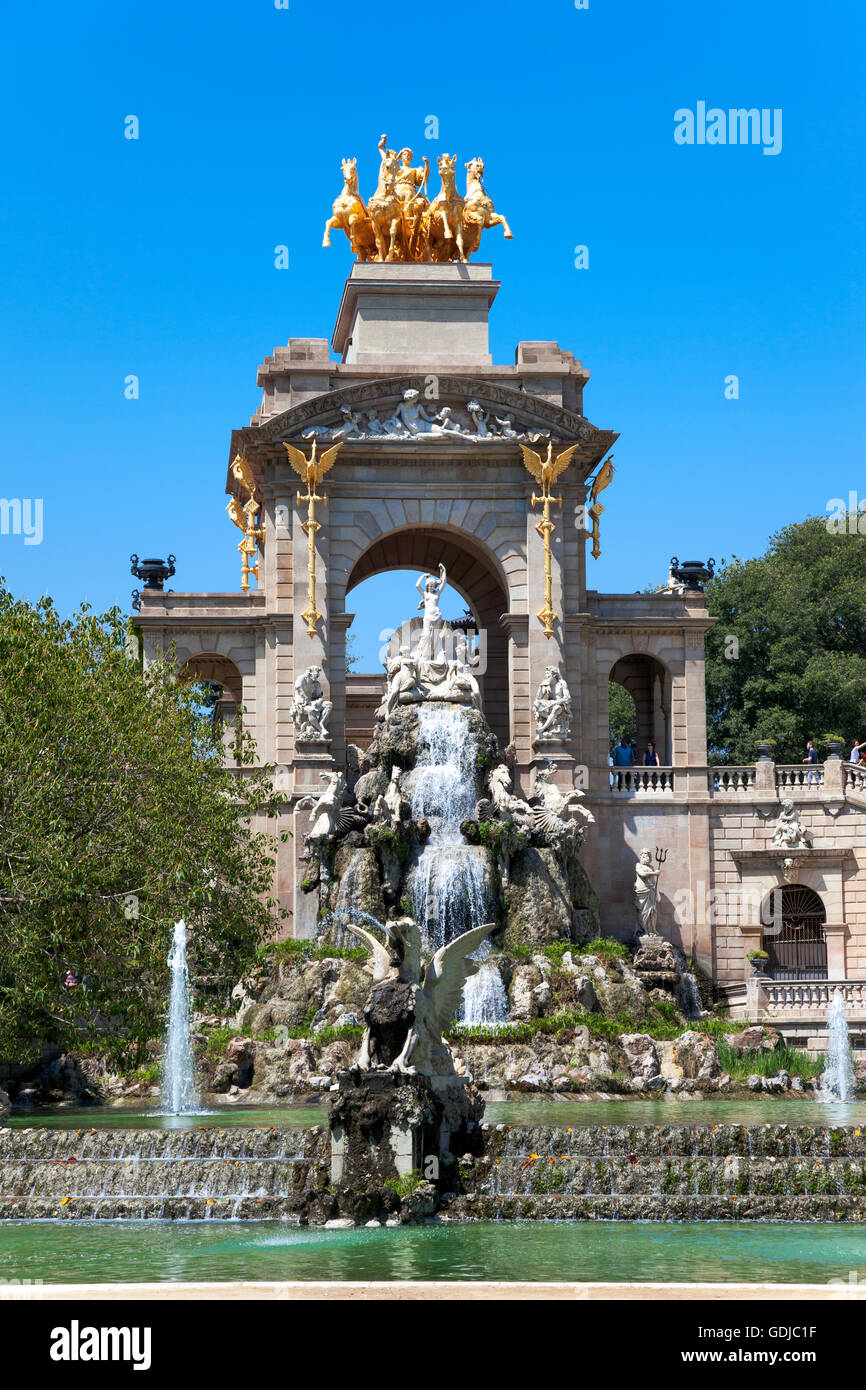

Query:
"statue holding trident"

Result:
[[415, 563, 447, 659], [634, 847, 663, 939]]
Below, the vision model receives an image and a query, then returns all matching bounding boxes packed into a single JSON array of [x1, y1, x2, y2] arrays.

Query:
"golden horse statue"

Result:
[[322, 157, 377, 262], [422, 154, 466, 263], [322, 136, 513, 264], [366, 135, 403, 262], [462, 157, 513, 257]]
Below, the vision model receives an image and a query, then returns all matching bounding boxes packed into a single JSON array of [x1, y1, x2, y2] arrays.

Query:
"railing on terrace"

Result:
[[760, 979, 866, 1016], [708, 766, 755, 794], [607, 766, 675, 793], [776, 763, 825, 790], [846, 763, 866, 792]]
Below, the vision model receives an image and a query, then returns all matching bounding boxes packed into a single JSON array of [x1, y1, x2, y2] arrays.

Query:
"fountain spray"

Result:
[[162, 919, 199, 1115]]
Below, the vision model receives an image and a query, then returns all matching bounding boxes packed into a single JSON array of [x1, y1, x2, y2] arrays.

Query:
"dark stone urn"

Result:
[[130, 554, 176, 590]]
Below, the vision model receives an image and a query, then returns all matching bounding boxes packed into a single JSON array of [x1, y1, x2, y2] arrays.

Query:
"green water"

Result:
[[1, 1220, 865, 1284], [7, 1105, 328, 1130], [10, 1097, 866, 1129]]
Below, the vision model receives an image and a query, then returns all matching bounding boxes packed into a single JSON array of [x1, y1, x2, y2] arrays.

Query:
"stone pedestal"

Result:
[[329, 1069, 484, 1191], [332, 262, 499, 365]]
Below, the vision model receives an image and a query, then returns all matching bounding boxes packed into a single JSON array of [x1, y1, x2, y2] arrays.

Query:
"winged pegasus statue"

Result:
[[347, 918, 496, 1078]]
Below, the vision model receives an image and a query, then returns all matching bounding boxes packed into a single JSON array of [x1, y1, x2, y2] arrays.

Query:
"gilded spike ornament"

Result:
[[227, 455, 265, 593], [323, 134, 512, 264], [519, 442, 581, 638], [283, 440, 343, 638], [587, 455, 615, 560]]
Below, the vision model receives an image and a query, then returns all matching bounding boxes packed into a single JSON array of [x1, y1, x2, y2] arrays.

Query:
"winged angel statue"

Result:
[[348, 918, 495, 1079]]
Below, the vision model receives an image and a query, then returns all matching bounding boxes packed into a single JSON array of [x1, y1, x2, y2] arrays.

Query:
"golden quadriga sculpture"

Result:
[[323, 135, 513, 263]]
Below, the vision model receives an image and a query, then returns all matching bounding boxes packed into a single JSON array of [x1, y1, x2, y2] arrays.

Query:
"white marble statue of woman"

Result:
[[378, 644, 421, 718], [384, 388, 438, 437], [415, 564, 447, 660], [634, 849, 661, 937]]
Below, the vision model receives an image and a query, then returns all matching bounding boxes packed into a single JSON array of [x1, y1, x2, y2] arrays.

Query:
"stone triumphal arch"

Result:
[[134, 144, 866, 1012]]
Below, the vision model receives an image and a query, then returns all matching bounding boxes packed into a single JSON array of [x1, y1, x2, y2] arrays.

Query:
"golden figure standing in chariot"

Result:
[[323, 133, 513, 263]]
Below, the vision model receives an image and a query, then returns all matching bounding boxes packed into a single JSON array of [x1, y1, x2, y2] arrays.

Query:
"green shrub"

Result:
[[717, 1039, 823, 1081], [255, 939, 369, 964], [582, 937, 631, 960], [383, 1169, 425, 1197]]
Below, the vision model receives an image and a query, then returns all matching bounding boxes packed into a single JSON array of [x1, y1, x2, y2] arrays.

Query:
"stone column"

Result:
[[525, 500, 574, 795], [825, 922, 848, 978]]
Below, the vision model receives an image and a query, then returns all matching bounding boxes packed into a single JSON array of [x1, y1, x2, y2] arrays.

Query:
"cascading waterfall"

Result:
[[162, 920, 199, 1115], [407, 703, 494, 954], [461, 940, 509, 1027], [330, 849, 369, 948], [820, 990, 855, 1102], [674, 950, 702, 1021]]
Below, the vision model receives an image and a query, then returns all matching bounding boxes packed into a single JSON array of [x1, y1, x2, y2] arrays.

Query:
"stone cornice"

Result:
[[228, 375, 616, 491]]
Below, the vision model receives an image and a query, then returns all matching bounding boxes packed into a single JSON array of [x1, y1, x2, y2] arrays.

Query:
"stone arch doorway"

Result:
[[609, 653, 672, 763], [178, 653, 243, 727], [762, 885, 827, 979], [343, 527, 511, 750]]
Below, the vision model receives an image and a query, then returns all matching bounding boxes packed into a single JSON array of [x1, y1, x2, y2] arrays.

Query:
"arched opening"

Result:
[[178, 654, 242, 729], [762, 885, 827, 979], [609, 654, 672, 764], [344, 528, 510, 750]]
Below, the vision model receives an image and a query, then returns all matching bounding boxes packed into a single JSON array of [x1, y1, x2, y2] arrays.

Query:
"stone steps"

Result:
[[0, 1126, 325, 1163], [0, 1157, 319, 1200], [482, 1123, 866, 1159], [444, 1192, 866, 1221], [0, 1195, 302, 1220], [470, 1153, 866, 1198]]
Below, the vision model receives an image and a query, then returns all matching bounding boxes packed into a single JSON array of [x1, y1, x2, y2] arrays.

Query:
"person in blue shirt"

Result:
[[802, 739, 819, 783], [612, 736, 635, 787]]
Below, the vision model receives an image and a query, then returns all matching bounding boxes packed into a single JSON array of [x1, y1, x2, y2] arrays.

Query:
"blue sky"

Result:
[[2, 0, 863, 669]]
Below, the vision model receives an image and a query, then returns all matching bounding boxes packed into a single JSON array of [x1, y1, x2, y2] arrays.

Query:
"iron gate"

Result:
[[762, 886, 827, 979]]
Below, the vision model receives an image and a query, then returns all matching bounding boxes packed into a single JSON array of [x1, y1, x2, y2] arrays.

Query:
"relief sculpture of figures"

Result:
[[290, 665, 332, 742], [300, 390, 550, 445], [323, 134, 512, 264], [533, 666, 572, 743], [771, 797, 812, 849]]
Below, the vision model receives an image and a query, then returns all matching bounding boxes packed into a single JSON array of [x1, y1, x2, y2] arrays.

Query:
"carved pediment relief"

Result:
[[231, 376, 617, 474]]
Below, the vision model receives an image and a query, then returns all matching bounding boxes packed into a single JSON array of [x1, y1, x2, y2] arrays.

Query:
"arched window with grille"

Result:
[[761, 886, 827, 980]]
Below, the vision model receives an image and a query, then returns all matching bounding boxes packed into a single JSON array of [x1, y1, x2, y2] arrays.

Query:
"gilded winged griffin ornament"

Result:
[[282, 439, 343, 638], [227, 455, 265, 593], [519, 441, 581, 638]]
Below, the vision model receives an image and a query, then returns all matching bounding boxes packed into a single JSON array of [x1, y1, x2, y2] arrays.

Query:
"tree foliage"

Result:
[[608, 681, 637, 750], [704, 517, 866, 764], [0, 586, 286, 1064]]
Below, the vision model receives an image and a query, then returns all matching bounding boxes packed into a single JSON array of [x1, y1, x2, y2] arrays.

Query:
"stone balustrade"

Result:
[[776, 763, 825, 790], [606, 766, 675, 794], [846, 763, 866, 793], [708, 766, 755, 794], [758, 978, 866, 1019]]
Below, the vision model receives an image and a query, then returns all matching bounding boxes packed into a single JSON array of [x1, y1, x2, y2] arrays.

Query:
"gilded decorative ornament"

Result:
[[323, 134, 512, 264], [519, 442, 581, 638], [227, 454, 265, 593], [283, 439, 343, 638], [587, 455, 615, 560]]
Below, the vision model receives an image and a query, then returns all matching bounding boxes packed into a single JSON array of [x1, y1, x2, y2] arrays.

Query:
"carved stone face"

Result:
[[640, 849, 652, 865]]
